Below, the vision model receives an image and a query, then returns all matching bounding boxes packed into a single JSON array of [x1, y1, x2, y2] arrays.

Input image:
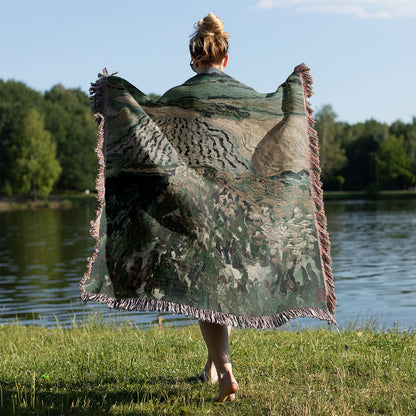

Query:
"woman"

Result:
[[188, 13, 239, 403], [82, 12, 336, 405]]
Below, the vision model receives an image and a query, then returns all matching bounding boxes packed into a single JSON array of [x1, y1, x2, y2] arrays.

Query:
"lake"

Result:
[[0, 198, 415, 330]]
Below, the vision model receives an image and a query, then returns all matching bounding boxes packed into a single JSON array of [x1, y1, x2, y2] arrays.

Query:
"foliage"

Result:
[[0, 80, 45, 195], [0, 323, 415, 415], [8, 108, 61, 197], [0, 80, 96, 195], [314, 105, 347, 183], [376, 135, 415, 189], [44, 85, 97, 191], [314, 105, 416, 191]]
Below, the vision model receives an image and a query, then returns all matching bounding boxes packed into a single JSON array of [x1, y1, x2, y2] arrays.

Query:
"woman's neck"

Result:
[[194, 55, 228, 74]]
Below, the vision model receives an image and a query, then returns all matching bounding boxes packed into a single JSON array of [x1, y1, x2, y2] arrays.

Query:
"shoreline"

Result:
[[0, 190, 415, 211], [0, 194, 98, 211], [323, 190, 416, 200]]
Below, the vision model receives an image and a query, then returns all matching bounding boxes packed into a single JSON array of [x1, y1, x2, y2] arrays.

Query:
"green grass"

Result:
[[0, 321, 415, 415]]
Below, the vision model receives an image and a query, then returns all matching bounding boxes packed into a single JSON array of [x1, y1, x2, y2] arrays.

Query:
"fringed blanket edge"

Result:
[[294, 63, 336, 316]]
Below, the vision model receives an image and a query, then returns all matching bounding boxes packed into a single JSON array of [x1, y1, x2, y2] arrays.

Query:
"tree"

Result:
[[341, 119, 388, 191], [44, 85, 97, 191], [0, 79, 44, 109], [0, 103, 19, 194], [9, 108, 62, 197], [376, 135, 415, 189], [314, 105, 347, 188], [389, 118, 416, 181], [0, 80, 45, 194]]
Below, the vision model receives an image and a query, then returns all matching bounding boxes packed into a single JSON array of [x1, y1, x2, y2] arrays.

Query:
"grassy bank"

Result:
[[0, 322, 414, 415]]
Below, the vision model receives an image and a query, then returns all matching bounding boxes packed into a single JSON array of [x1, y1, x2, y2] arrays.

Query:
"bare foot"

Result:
[[199, 358, 218, 384], [215, 372, 239, 403]]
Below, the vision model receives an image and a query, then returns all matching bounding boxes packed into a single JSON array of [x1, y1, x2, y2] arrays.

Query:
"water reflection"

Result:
[[0, 199, 415, 330], [324, 199, 416, 329]]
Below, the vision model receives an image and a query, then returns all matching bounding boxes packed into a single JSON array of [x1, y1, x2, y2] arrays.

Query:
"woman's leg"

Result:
[[200, 354, 218, 384], [199, 320, 239, 402], [200, 325, 231, 384]]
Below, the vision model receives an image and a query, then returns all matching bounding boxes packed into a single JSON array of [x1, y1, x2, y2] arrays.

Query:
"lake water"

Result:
[[0, 199, 415, 330]]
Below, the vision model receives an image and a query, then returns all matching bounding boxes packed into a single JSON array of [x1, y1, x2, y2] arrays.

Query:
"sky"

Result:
[[1, 0, 415, 125]]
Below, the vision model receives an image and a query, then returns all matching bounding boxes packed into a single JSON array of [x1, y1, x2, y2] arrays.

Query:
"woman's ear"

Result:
[[223, 55, 229, 68]]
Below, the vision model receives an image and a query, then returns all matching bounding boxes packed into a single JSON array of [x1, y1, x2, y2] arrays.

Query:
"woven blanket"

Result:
[[80, 64, 336, 328]]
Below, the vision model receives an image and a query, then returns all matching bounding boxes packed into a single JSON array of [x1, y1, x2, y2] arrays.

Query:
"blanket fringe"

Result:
[[81, 291, 337, 328], [295, 63, 336, 315], [79, 69, 109, 295]]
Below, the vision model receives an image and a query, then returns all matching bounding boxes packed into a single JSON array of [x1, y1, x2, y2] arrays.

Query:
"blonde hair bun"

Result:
[[189, 13, 229, 65], [197, 12, 228, 38]]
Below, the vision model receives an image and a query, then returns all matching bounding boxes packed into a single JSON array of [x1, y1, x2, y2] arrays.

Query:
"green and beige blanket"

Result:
[[80, 64, 336, 328]]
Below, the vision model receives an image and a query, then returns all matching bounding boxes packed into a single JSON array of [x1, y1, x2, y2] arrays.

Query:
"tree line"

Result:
[[0, 80, 415, 197], [315, 105, 415, 191], [0, 80, 97, 198]]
